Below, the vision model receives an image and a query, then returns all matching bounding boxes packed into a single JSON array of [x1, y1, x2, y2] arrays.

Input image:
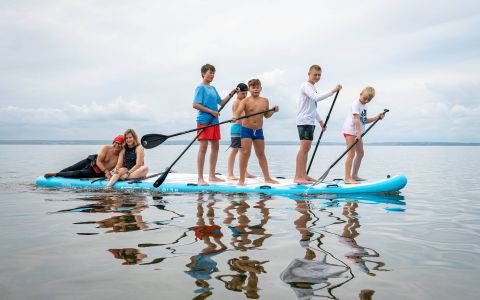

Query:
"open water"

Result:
[[0, 144, 479, 300]]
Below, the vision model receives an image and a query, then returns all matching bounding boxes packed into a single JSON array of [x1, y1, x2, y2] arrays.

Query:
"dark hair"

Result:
[[201, 64, 216, 77], [237, 83, 248, 92]]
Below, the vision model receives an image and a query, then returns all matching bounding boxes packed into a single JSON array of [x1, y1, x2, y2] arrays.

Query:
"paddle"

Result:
[[153, 107, 276, 188], [151, 89, 236, 188], [312, 109, 389, 186], [307, 90, 340, 174]]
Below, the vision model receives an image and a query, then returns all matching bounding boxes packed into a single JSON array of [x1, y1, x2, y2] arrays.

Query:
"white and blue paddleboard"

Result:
[[35, 173, 407, 195]]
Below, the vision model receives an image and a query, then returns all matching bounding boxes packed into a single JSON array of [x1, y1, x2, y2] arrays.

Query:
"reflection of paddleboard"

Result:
[[287, 193, 406, 206], [35, 173, 407, 195]]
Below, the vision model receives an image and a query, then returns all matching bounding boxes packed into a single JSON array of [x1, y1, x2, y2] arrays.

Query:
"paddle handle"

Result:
[[307, 91, 340, 174]]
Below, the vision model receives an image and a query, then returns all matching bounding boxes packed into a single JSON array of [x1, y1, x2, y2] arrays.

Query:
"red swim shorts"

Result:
[[197, 124, 221, 141], [343, 133, 354, 138]]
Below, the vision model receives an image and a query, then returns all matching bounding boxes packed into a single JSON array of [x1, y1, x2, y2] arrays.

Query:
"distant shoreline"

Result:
[[1, 140, 479, 146]]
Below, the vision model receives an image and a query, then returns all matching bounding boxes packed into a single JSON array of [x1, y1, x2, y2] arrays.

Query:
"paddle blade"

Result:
[[153, 171, 169, 188], [141, 134, 168, 149], [312, 169, 329, 186]]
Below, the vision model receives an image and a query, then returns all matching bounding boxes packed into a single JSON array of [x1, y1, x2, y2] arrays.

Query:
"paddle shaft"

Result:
[[314, 109, 389, 184], [307, 91, 340, 174], [147, 108, 276, 144], [153, 89, 238, 187]]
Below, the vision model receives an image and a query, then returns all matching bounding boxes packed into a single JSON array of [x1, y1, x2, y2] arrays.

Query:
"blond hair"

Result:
[[123, 128, 140, 147], [248, 78, 261, 87], [361, 86, 376, 101], [308, 65, 322, 74]]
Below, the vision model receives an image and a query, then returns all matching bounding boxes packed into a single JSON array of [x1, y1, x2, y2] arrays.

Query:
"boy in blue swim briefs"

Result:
[[234, 79, 279, 186], [227, 83, 255, 180]]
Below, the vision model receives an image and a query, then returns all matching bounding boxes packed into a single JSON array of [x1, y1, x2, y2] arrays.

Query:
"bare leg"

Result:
[[253, 139, 279, 184], [126, 166, 149, 179], [294, 140, 313, 184], [352, 139, 367, 181], [227, 148, 239, 180], [107, 168, 128, 187], [238, 138, 252, 186], [209, 140, 225, 182], [197, 140, 209, 185], [344, 136, 359, 184]]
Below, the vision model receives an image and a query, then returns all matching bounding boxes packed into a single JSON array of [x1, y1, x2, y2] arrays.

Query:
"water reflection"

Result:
[[281, 200, 350, 299], [340, 202, 390, 276], [108, 248, 147, 265], [185, 193, 227, 299], [217, 256, 268, 299], [57, 193, 149, 233], [223, 194, 272, 251]]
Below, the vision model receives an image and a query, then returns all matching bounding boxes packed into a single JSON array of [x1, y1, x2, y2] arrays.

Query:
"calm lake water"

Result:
[[0, 144, 479, 300]]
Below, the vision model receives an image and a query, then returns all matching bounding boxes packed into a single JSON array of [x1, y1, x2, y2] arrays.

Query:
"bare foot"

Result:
[[306, 176, 316, 182], [352, 176, 367, 181], [44, 172, 57, 178], [294, 179, 311, 185], [237, 180, 245, 186], [246, 172, 257, 178], [198, 179, 209, 186], [208, 175, 225, 182], [226, 175, 239, 180], [344, 179, 360, 184], [265, 178, 280, 184]]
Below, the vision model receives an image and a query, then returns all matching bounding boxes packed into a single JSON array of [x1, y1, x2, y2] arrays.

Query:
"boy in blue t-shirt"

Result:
[[193, 64, 234, 185]]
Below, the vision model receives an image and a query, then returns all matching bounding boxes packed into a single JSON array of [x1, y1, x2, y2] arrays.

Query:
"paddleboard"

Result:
[[35, 173, 407, 195]]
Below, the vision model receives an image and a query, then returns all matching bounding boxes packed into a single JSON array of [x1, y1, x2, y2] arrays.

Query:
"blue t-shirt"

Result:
[[193, 85, 222, 124]]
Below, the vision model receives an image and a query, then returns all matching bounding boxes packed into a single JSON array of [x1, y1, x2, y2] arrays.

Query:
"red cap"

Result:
[[113, 135, 124, 144]]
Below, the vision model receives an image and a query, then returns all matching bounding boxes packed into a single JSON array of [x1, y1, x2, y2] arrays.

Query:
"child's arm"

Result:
[[264, 99, 279, 118], [354, 115, 362, 140], [232, 100, 240, 119], [219, 89, 237, 107], [234, 100, 246, 121], [366, 112, 386, 123], [192, 103, 219, 117]]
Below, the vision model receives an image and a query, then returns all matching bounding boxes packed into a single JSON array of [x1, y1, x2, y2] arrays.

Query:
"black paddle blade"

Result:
[[141, 134, 168, 149], [153, 171, 169, 188]]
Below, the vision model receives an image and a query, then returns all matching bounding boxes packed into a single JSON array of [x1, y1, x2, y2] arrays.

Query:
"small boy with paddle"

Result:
[[342, 86, 386, 184], [193, 64, 234, 186], [234, 79, 279, 186]]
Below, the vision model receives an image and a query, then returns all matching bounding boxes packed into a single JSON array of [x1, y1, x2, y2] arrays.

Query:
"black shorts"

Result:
[[230, 137, 241, 148], [297, 125, 315, 140]]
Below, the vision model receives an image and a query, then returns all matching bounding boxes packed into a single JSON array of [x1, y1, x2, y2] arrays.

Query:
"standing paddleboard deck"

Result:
[[35, 173, 407, 195]]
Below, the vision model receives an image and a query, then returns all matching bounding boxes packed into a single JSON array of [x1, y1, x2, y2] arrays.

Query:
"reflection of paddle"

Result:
[[153, 107, 276, 188], [307, 91, 340, 174], [142, 108, 275, 149], [312, 109, 389, 185]]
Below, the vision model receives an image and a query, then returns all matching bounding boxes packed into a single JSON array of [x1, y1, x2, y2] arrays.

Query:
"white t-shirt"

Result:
[[296, 81, 333, 125], [342, 99, 367, 135]]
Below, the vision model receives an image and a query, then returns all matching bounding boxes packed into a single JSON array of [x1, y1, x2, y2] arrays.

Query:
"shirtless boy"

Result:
[[44, 135, 124, 179], [234, 79, 279, 186], [227, 82, 255, 180]]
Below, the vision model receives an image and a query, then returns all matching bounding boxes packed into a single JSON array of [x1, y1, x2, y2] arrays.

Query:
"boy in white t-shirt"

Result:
[[342, 86, 385, 184], [294, 65, 342, 184]]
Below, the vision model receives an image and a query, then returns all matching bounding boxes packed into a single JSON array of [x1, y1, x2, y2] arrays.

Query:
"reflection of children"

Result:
[[185, 195, 227, 297], [193, 64, 235, 186], [227, 83, 255, 180], [234, 79, 279, 186], [342, 86, 385, 184]]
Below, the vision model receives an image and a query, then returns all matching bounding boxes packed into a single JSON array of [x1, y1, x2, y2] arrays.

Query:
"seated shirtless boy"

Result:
[[234, 79, 279, 186]]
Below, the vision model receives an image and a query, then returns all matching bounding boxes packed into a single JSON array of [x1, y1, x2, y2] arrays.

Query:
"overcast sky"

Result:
[[1, 0, 479, 142]]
